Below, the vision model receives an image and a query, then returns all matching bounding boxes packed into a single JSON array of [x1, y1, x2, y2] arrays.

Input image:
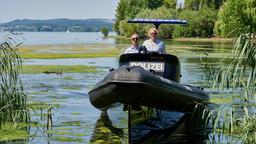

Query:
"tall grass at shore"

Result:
[[203, 33, 256, 143], [0, 33, 29, 127]]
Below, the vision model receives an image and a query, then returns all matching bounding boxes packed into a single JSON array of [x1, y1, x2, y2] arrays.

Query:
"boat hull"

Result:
[[89, 66, 209, 112]]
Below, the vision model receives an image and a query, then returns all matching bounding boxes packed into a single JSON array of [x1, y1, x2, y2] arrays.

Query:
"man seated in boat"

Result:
[[124, 33, 146, 54], [143, 27, 166, 54]]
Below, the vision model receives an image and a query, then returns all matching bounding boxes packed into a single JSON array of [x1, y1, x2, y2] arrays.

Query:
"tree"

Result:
[[163, 0, 176, 9], [114, 0, 145, 34], [118, 6, 178, 38], [214, 0, 247, 37], [100, 27, 109, 37], [185, 0, 225, 10], [185, 0, 201, 10], [198, 7, 218, 37], [246, 0, 256, 32], [173, 7, 217, 37], [145, 0, 164, 9], [173, 10, 200, 37], [114, 0, 128, 34], [125, 0, 146, 18]]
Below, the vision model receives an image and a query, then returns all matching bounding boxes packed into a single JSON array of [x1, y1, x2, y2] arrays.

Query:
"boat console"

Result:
[[119, 53, 181, 82]]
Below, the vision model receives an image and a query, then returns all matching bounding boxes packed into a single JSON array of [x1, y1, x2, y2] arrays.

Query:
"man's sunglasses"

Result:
[[132, 38, 139, 41]]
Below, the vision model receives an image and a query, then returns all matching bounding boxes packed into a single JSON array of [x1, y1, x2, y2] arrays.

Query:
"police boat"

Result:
[[89, 53, 209, 112], [89, 19, 209, 112], [88, 19, 210, 143]]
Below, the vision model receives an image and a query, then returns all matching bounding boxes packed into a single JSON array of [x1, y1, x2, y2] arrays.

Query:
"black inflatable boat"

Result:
[[89, 53, 209, 112], [89, 19, 210, 143]]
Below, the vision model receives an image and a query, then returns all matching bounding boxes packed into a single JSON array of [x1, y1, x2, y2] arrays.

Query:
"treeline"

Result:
[[114, 0, 256, 38], [0, 18, 114, 32]]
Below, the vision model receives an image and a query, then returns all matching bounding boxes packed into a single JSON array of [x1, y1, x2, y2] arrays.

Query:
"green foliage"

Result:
[[200, 0, 225, 9], [119, 20, 137, 37], [173, 8, 217, 37], [114, 0, 128, 34], [144, 0, 164, 9], [114, 0, 224, 38], [198, 8, 218, 37], [246, 0, 256, 32], [0, 33, 29, 127], [100, 27, 109, 37], [214, 0, 247, 37], [163, 0, 176, 9], [185, 0, 224, 10], [125, 0, 146, 18], [173, 10, 199, 37], [114, 0, 146, 34], [185, 0, 201, 10], [114, 0, 165, 36], [119, 6, 177, 38], [114, 0, 252, 38], [151, 7, 178, 38]]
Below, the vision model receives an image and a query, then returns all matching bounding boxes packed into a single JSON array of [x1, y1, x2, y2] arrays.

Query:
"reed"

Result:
[[241, 114, 256, 143], [204, 33, 256, 99], [0, 33, 29, 128], [203, 32, 256, 142], [186, 102, 240, 143]]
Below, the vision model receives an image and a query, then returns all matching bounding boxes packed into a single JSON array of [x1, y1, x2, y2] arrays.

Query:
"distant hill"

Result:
[[0, 18, 114, 32]]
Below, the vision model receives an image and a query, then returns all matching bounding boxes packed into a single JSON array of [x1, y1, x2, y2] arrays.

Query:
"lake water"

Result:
[[2, 32, 235, 143], [0, 32, 117, 45]]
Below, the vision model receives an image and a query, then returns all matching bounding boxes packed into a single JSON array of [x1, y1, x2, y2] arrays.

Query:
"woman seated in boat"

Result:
[[124, 33, 141, 54], [143, 27, 166, 54]]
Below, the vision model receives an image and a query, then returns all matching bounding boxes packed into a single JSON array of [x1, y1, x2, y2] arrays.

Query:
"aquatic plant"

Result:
[[186, 102, 244, 143], [241, 114, 256, 143], [0, 33, 29, 127]]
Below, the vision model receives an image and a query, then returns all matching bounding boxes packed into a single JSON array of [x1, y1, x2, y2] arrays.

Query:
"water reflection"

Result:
[[91, 104, 213, 144], [129, 106, 185, 144], [90, 104, 128, 144]]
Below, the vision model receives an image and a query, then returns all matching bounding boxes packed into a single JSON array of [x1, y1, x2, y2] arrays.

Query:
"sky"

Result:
[[0, 0, 119, 23]]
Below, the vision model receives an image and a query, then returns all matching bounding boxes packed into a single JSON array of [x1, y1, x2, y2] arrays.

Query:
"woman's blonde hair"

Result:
[[148, 27, 158, 37]]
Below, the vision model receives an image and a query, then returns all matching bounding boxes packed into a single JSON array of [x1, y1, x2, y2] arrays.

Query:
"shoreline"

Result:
[[174, 37, 233, 42], [110, 35, 233, 43]]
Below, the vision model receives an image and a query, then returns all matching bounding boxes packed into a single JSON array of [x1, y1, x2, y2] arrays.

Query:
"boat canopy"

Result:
[[127, 18, 187, 29]]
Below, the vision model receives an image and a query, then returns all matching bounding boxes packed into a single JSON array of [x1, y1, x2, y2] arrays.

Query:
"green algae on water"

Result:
[[51, 136, 84, 143], [22, 65, 97, 74], [22, 52, 118, 59], [20, 44, 120, 59], [0, 123, 29, 142], [71, 112, 82, 115]]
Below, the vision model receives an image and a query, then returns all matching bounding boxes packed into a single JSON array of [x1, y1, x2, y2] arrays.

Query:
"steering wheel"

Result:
[[138, 46, 148, 54], [138, 46, 160, 54]]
